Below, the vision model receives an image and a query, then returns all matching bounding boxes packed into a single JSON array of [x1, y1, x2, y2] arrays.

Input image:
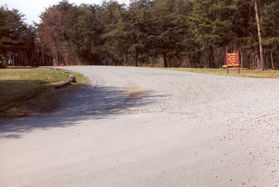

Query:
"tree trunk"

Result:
[[134, 49, 138, 67], [251, 52, 255, 69], [134, 56, 138, 67], [256, 51, 260, 70], [163, 54, 168, 68], [209, 45, 215, 68], [271, 50, 275, 69], [254, 0, 265, 71]]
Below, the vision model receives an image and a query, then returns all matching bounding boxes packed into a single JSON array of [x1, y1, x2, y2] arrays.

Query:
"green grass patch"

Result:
[[0, 68, 87, 118], [166, 68, 279, 78]]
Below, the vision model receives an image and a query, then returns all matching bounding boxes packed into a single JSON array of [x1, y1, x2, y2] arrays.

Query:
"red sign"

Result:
[[226, 51, 240, 74], [226, 52, 239, 66]]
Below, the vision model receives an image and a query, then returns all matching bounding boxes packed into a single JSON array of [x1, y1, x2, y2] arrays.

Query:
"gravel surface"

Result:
[[0, 66, 278, 186]]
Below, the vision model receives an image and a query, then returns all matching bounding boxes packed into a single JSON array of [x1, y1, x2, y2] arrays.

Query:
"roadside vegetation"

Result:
[[167, 68, 279, 78], [0, 68, 86, 118]]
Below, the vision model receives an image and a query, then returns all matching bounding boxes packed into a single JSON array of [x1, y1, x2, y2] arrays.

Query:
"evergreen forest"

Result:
[[1, 0, 279, 69]]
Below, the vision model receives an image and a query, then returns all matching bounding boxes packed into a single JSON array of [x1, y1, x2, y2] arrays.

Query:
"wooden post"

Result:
[[240, 48, 244, 69], [238, 51, 240, 74], [226, 52, 229, 74]]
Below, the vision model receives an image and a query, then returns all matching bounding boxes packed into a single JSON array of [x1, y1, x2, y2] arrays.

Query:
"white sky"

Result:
[[1, 0, 130, 25]]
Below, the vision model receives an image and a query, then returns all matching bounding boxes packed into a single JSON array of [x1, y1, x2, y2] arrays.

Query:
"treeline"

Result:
[[0, 7, 33, 67], [1, 0, 279, 69]]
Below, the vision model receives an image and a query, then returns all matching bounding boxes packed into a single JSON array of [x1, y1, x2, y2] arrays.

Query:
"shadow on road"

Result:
[[0, 85, 166, 139]]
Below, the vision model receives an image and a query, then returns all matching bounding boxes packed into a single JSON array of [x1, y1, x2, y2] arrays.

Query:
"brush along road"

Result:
[[0, 66, 278, 186]]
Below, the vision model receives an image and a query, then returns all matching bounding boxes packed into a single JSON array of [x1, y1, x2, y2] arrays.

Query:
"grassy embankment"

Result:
[[167, 68, 279, 78], [0, 68, 86, 118]]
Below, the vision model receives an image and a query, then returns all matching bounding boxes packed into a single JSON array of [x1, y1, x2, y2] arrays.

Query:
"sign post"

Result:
[[226, 51, 240, 74]]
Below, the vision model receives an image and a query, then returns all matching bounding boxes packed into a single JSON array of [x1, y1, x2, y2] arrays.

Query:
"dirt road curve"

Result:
[[0, 66, 278, 186]]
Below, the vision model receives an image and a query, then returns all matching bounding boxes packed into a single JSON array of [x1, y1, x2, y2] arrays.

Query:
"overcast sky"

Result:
[[1, 0, 130, 25]]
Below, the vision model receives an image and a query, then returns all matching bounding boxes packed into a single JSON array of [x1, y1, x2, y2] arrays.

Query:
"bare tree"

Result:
[[254, 0, 265, 71]]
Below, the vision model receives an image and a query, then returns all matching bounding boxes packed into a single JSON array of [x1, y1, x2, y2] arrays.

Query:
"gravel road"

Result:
[[0, 66, 279, 186]]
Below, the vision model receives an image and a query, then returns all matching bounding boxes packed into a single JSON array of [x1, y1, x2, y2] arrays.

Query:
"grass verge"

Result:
[[0, 68, 87, 118], [166, 68, 279, 78]]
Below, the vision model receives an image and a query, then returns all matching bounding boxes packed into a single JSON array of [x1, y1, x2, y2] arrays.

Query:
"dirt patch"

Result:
[[126, 87, 143, 101]]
